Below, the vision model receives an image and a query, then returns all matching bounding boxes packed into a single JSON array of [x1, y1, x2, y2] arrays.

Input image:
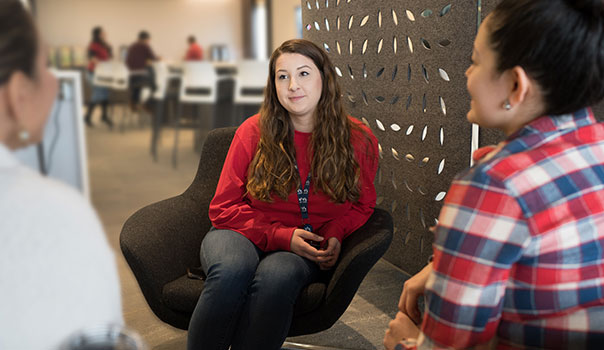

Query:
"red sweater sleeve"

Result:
[[319, 122, 379, 243], [208, 120, 297, 251]]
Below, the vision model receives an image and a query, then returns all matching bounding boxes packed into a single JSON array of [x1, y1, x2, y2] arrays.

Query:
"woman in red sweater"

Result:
[[83, 26, 112, 128], [187, 39, 378, 350]]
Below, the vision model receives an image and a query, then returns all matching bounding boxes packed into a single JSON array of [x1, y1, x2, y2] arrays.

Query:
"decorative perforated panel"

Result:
[[303, 0, 478, 274], [303, 0, 604, 274]]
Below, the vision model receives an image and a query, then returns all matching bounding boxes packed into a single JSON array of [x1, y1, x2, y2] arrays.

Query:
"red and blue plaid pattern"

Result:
[[419, 108, 604, 349]]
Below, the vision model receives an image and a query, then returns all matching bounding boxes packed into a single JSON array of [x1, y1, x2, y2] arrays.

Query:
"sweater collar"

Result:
[[0, 143, 18, 169], [508, 107, 595, 140]]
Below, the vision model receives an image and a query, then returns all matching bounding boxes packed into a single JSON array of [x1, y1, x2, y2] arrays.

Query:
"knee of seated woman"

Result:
[[253, 252, 317, 288], [201, 230, 260, 272], [205, 259, 257, 285], [201, 266, 257, 303]]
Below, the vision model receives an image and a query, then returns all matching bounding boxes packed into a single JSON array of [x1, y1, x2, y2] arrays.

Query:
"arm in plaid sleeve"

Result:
[[418, 170, 531, 349]]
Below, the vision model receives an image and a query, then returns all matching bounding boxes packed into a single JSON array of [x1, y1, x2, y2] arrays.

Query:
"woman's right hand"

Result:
[[398, 262, 433, 324], [290, 229, 329, 263]]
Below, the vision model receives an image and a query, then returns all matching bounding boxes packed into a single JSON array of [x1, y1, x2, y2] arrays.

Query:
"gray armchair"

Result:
[[120, 127, 393, 336]]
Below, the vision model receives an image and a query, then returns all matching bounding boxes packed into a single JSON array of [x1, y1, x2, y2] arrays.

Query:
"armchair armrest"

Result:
[[289, 208, 393, 335], [326, 208, 394, 298]]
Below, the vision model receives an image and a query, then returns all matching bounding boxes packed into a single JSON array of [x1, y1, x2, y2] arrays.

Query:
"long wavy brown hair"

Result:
[[247, 39, 369, 203]]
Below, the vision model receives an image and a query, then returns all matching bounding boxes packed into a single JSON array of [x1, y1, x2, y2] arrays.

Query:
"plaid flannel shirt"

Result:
[[419, 108, 604, 349]]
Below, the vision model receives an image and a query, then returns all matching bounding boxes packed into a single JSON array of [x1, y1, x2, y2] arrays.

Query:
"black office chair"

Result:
[[120, 127, 393, 339]]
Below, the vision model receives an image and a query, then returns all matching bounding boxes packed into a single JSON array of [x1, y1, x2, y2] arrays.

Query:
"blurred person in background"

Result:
[[184, 35, 203, 61], [0, 1, 122, 348], [83, 26, 113, 128], [126, 30, 157, 111]]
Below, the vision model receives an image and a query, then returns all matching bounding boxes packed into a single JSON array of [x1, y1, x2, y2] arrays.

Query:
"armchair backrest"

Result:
[[182, 127, 238, 231]]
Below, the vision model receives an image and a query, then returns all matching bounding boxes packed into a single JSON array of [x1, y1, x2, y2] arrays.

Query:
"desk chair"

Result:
[[91, 61, 115, 89], [142, 62, 173, 162], [120, 127, 393, 345], [173, 62, 218, 168], [77, 67, 92, 105], [113, 62, 136, 132], [233, 60, 269, 124]]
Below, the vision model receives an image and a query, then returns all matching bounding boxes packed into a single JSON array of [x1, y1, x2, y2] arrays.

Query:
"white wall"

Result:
[[271, 0, 302, 51], [36, 0, 243, 62]]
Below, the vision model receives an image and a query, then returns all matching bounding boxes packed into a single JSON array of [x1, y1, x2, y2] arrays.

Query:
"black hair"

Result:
[[0, 0, 38, 85], [488, 0, 604, 115], [138, 30, 150, 41], [92, 26, 103, 44], [89, 26, 111, 58], [188, 35, 196, 44]]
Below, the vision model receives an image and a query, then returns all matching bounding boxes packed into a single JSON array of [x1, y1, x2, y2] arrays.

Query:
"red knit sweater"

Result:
[[87, 41, 111, 72], [209, 114, 379, 252]]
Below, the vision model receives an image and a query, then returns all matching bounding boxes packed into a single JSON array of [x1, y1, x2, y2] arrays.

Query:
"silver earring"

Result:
[[503, 100, 512, 110], [18, 129, 30, 142]]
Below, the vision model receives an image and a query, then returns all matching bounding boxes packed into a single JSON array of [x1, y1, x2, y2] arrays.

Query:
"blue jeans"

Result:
[[187, 228, 320, 350], [87, 71, 109, 103]]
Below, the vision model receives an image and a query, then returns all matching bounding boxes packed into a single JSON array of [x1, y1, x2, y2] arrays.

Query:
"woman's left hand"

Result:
[[319, 237, 341, 270]]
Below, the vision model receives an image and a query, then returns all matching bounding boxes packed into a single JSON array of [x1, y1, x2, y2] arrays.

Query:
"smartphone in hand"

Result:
[[187, 267, 206, 281], [306, 239, 322, 250]]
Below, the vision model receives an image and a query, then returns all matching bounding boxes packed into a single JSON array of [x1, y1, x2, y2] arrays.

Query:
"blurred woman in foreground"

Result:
[[0, 1, 122, 348]]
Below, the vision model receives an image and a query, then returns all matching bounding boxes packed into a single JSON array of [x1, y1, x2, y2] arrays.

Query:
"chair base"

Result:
[[282, 342, 355, 350]]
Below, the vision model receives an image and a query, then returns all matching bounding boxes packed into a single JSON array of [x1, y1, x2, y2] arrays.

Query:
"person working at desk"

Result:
[[185, 35, 203, 61], [126, 30, 158, 111]]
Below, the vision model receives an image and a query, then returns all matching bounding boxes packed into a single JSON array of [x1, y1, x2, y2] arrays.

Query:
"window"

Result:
[[252, 3, 267, 59]]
